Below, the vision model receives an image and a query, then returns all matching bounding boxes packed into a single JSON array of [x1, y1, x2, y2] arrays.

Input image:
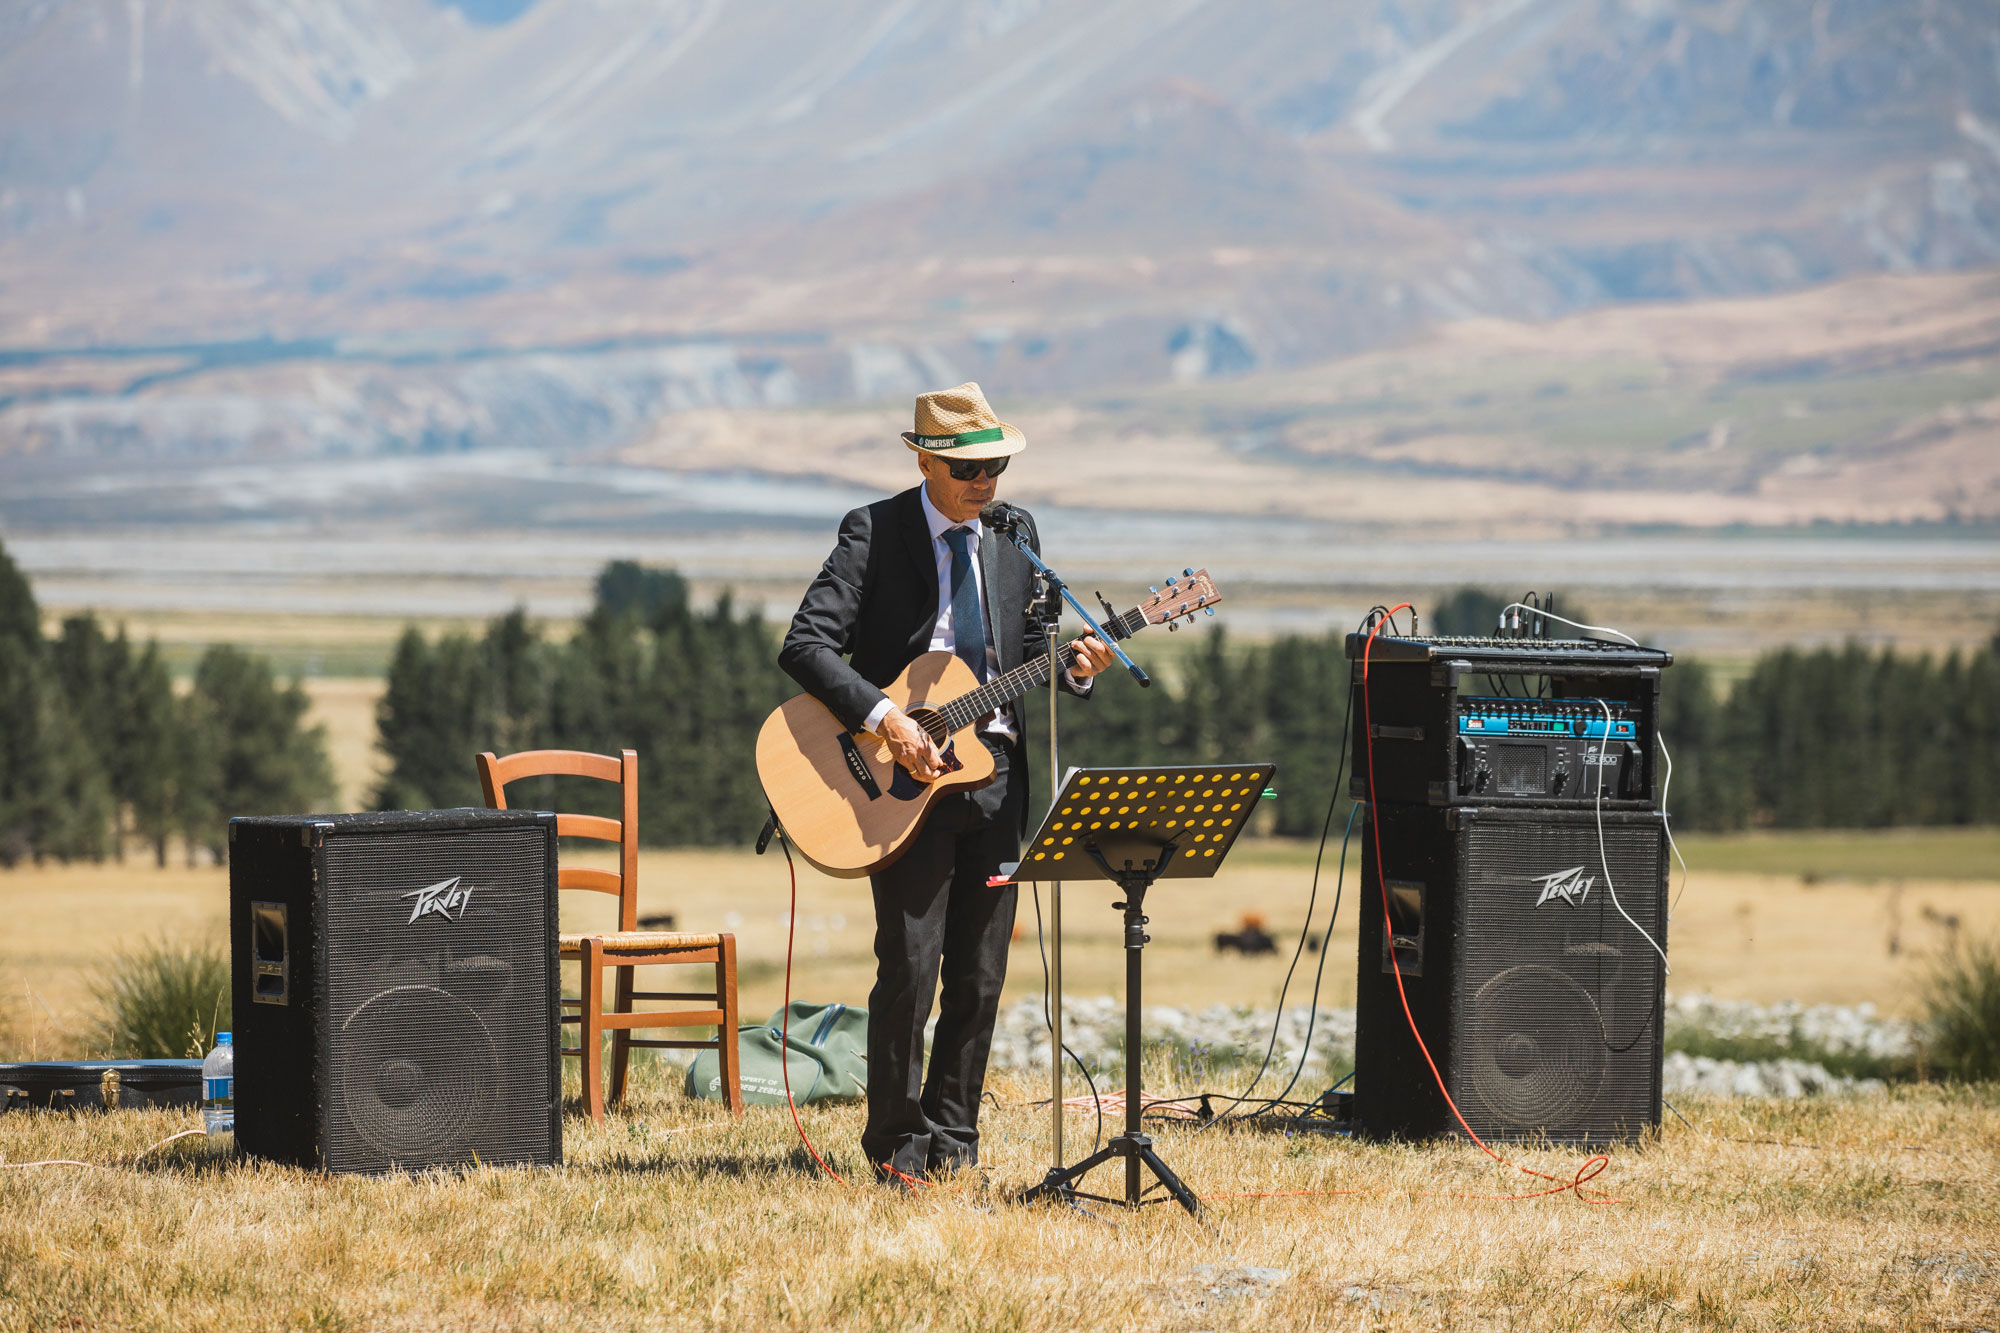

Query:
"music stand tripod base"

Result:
[[1007, 762, 1274, 1217]]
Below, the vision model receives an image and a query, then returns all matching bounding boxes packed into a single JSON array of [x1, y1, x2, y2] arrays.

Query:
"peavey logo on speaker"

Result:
[[1531, 865, 1594, 909], [401, 876, 478, 925]]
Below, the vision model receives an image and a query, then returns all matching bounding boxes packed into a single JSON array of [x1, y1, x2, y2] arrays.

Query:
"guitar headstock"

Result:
[[1137, 568, 1222, 632]]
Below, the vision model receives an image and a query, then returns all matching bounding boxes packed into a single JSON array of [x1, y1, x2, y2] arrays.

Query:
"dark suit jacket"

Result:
[[779, 485, 1089, 779]]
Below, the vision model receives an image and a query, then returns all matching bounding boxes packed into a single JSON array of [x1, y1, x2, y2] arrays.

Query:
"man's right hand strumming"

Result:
[[879, 706, 945, 782]]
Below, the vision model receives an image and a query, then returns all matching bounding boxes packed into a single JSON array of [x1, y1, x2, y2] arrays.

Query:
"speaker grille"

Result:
[[337, 986, 501, 1161], [323, 825, 554, 1172], [1457, 817, 1662, 1140], [1464, 966, 1607, 1126]]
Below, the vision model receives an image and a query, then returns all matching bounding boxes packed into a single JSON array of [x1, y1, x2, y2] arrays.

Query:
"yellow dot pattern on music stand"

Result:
[[1025, 768, 1269, 866]]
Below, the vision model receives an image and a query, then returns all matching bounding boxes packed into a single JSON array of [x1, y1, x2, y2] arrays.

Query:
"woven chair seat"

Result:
[[557, 930, 725, 955]]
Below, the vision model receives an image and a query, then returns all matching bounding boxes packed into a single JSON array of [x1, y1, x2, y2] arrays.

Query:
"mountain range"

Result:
[[2, 0, 1998, 521]]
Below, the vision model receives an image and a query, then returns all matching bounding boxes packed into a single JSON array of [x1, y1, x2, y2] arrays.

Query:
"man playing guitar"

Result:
[[778, 382, 1115, 1185]]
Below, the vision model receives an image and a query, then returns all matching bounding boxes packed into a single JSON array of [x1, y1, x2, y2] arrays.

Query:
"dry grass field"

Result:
[[2, 834, 1997, 1330], [0, 1070, 1995, 1331]]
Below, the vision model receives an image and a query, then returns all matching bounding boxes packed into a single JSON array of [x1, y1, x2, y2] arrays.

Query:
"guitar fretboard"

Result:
[[924, 606, 1149, 739]]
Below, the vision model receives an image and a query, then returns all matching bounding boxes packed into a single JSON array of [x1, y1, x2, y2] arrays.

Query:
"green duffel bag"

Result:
[[685, 1001, 868, 1107]]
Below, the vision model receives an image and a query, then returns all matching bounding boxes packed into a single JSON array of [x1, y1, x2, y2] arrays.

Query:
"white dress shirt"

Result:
[[862, 486, 1036, 741]]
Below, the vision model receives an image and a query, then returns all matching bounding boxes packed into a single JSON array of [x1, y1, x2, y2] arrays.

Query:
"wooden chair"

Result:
[[477, 748, 743, 1121]]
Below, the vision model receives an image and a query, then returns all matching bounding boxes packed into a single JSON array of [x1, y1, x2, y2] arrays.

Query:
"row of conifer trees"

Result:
[[373, 566, 2000, 840], [372, 562, 788, 844], [6, 535, 1998, 861], [0, 540, 334, 866]]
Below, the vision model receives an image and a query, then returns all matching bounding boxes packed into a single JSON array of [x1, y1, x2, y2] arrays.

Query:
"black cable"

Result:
[[1227, 804, 1357, 1120], [1031, 880, 1103, 1155], [1192, 672, 1359, 1134], [1361, 606, 1410, 639]]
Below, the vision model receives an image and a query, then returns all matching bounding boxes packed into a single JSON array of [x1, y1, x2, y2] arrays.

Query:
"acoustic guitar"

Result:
[[756, 570, 1223, 877]]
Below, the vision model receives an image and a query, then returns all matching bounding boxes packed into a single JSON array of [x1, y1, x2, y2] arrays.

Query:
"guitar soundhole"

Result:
[[887, 732, 963, 802]]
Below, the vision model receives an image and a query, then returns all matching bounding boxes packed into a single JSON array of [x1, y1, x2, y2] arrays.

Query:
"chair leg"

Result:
[[608, 963, 636, 1108], [579, 938, 607, 1126], [718, 934, 743, 1115]]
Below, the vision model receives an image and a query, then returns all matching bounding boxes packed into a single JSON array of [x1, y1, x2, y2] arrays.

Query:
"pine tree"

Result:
[[594, 560, 689, 624], [374, 627, 491, 811], [0, 536, 36, 658], [1261, 629, 1350, 837], [181, 646, 334, 860], [50, 614, 156, 858], [1656, 658, 1741, 831], [482, 609, 549, 759], [1429, 588, 1506, 636], [1966, 645, 2000, 824], [120, 639, 180, 866], [0, 540, 44, 864], [0, 541, 113, 863]]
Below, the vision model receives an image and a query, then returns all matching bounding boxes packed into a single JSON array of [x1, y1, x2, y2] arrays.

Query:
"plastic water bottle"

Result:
[[202, 1032, 235, 1144]]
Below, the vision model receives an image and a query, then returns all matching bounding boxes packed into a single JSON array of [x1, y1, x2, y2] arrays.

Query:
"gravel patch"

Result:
[[1665, 993, 1920, 1061], [979, 992, 1911, 1098], [1662, 1052, 1883, 1097], [985, 997, 1355, 1081]]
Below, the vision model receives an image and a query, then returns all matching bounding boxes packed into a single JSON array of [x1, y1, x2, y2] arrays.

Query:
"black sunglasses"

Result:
[[942, 455, 1009, 481]]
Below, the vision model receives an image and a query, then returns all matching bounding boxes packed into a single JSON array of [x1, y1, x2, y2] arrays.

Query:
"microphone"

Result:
[[978, 500, 1024, 533]]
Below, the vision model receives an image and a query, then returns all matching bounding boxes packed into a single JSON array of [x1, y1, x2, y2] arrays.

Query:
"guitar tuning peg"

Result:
[[1166, 575, 1177, 586], [1204, 607, 1215, 616], [1183, 567, 1193, 577], [1168, 621, 1178, 632], [1149, 586, 1159, 594]]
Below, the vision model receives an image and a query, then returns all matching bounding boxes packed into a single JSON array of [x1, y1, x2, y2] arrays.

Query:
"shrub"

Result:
[[92, 939, 231, 1059], [1922, 931, 2000, 1082]]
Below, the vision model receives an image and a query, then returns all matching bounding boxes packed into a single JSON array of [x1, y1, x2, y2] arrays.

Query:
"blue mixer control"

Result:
[[1455, 698, 1635, 739]]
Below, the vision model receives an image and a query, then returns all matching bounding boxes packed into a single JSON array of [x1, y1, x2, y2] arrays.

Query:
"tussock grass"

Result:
[[90, 939, 231, 1060], [1926, 931, 2000, 1083], [1, 1070, 1994, 1331]]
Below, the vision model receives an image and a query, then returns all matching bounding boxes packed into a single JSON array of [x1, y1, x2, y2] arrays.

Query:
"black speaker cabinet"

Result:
[[229, 809, 560, 1173], [1355, 803, 1667, 1146]]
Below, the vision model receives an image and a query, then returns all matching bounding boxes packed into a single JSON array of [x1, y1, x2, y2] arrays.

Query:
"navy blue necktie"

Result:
[[943, 525, 987, 681]]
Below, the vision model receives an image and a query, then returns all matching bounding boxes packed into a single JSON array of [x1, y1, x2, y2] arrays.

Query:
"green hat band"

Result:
[[914, 426, 1005, 449]]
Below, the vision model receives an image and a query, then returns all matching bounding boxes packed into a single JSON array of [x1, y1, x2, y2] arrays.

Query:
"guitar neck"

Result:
[[929, 605, 1150, 735]]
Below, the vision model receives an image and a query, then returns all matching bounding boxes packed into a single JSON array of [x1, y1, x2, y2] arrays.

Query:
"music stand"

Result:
[[1007, 761, 1274, 1217]]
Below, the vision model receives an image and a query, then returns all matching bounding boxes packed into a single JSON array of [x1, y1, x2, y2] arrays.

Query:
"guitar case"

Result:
[[0, 1059, 204, 1113]]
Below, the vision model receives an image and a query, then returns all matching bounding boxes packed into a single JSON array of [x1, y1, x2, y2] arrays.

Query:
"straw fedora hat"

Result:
[[900, 382, 1026, 460]]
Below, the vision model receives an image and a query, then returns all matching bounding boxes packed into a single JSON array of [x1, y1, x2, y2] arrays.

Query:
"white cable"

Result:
[[1498, 600, 1692, 934], [1497, 603, 1638, 646], [1593, 698, 1671, 974], [1657, 734, 1692, 914]]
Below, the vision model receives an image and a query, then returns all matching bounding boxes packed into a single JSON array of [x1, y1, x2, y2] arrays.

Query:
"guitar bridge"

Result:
[[837, 732, 883, 800]]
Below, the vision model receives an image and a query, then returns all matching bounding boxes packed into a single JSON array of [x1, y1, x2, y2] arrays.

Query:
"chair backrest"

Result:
[[477, 748, 640, 932]]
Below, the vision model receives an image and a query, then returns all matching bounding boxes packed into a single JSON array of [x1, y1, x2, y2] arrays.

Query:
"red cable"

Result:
[[776, 840, 942, 1193], [777, 841, 850, 1187], [1360, 607, 1619, 1205]]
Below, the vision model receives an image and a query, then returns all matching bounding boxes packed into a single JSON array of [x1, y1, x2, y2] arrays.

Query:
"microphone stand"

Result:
[[991, 520, 1151, 688], [1031, 571, 1066, 1176], [984, 503, 1147, 1188]]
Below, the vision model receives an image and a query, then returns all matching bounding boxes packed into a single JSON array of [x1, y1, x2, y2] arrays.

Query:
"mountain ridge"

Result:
[[2, 0, 1997, 521]]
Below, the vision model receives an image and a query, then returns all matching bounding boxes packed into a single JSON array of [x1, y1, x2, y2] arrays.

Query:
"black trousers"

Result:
[[861, 736, 1022, 1177]]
